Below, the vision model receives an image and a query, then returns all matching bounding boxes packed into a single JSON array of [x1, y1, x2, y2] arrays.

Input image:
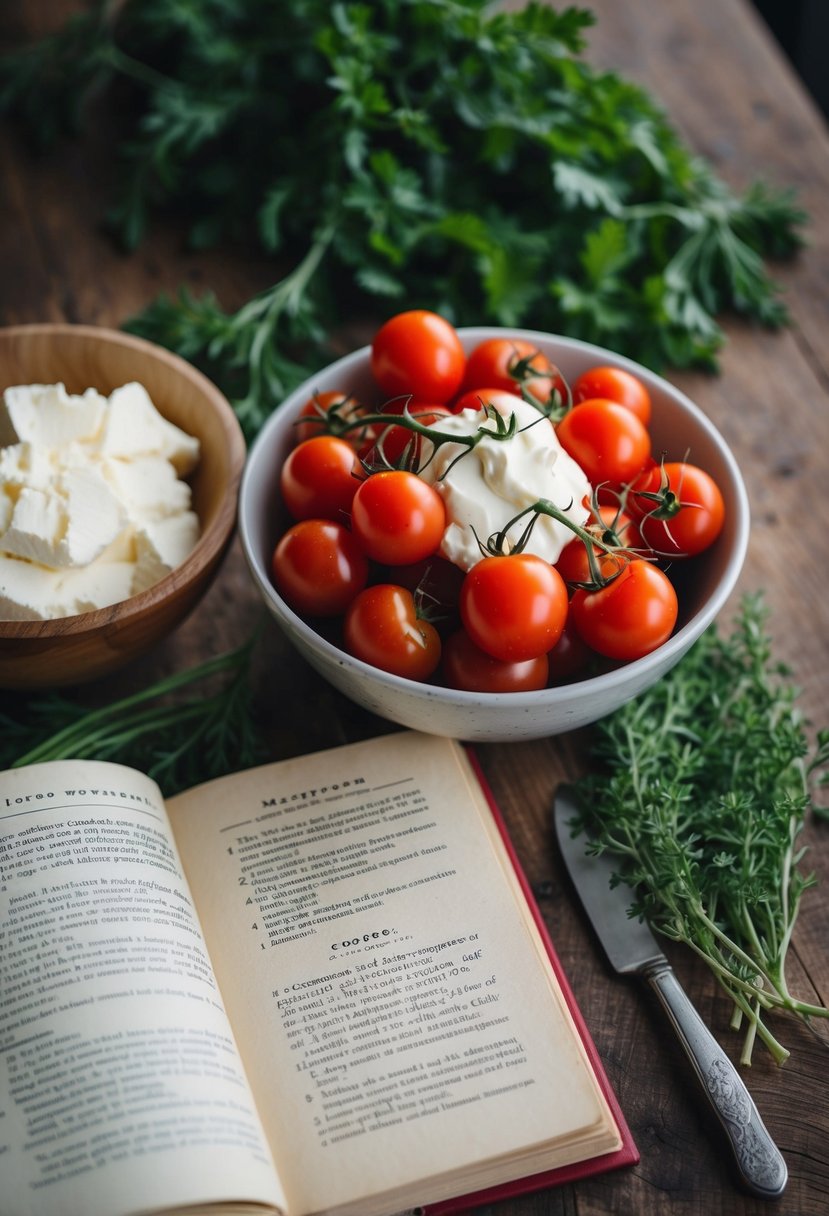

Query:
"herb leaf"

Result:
[[0, 638, 263, 797], [573, 594, 829, 1065], [0, 1, 807, 440]]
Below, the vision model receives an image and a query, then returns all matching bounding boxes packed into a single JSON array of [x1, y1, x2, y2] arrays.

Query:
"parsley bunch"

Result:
[[1, 1, 806, 439], [574, 595, 829, 1065]]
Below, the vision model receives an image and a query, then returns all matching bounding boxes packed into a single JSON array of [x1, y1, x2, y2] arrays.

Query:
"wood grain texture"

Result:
[[1, 1, 827, 1213]]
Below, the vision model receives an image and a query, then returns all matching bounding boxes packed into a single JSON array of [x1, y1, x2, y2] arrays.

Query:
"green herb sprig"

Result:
[[573, 594, 829, 1065], [0, 1, 806, 441], [1, 639, 263, 796]]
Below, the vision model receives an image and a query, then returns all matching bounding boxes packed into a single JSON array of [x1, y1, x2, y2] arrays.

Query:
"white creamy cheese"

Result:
[[99, 382, 200, 474], [0, 381, 201, 620], [0, 382, 107, 448], [1, 466, 126, 568], [418, 392, 592, 571]]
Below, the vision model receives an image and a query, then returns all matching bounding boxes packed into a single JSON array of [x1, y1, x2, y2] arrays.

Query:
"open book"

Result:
[[0, 731, 636, 1216]]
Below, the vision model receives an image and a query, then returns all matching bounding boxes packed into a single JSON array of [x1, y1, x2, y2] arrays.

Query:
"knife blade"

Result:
[[553, 784, 787, 1199]]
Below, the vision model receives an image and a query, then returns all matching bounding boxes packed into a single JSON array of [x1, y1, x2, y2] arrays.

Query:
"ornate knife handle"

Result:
[[643, 960, 787, 1198]]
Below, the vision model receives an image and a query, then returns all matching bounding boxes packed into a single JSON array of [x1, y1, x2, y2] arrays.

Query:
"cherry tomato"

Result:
[[344, 584, 441, 681], [442, 629, 549, 693], [380, 555, 465, 622], [460, 337, 567, 407], [460, 554, 569, 662], [371, 310, 466, 403], [547, 615, 593, 683], [572, 365, 652, 426], [280, 435, 361, 521], [294, 389, 375, 450], [570, 561, 678, 661], [628, 461, 725, 558], [556, 399, 651, 489], [555, 505, 640, 587], [372, 400, 451, 465], [271, 520, 369, 617], [351, 470, 445, 565]]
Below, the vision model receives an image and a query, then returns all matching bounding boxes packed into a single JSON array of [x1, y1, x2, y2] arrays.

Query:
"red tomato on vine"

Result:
[[441, 629, 549, 693], [628, 461, 725, 558], [546, 615, 593, 683], [280, 435, 361, 521], [570, 560, 678, 661], [556, 399, 651, 489], [371, 310, 466, 403], [271, 520, 368, 616], [460, 554, 569, 662], [460, 336, 567, 407], [294, 389, 375, 450], [555, 504, 641, 587], [344, 584, 441, 681], [371, 400, 451, 465], [571, 365, 652, 426], [350, 470, 445, 565]]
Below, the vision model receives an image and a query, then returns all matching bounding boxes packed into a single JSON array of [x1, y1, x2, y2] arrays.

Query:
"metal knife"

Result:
[[553, 784, 787, 1199]]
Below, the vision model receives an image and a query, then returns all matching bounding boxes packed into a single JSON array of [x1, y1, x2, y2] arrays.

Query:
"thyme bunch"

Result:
[[574, 594, 829, 1064]]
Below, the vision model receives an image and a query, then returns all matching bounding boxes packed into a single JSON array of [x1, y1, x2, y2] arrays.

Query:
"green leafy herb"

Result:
[[0, 639, 262, 796], [0, 1, 806, 440], [572, 594, 829, 1065]]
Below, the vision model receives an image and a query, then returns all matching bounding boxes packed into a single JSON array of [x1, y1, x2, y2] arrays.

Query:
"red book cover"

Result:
[[420, 750, 638, 1215]]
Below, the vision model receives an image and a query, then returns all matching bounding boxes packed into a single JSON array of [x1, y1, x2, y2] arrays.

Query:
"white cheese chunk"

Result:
[[0, 554, 131, 620], [60, 465, 128, 565], [99, 382, 200, 474], [132, 513, 200, 594], [0, 466, 125, 568], [0, 378, 201, 620], [0, 556, 66, 621], [62, 560, 136, 616], [0, 383, 107, 447], [0, 442, 57, 493], [99, 454, 193, 522], [0, 487, 65, 566]]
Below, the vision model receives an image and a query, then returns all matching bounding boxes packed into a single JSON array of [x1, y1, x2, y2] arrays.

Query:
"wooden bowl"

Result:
[[0, 324, 246, 689]]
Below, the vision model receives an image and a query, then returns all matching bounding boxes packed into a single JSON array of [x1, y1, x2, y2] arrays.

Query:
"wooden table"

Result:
[[2, 2, 827, 1214]]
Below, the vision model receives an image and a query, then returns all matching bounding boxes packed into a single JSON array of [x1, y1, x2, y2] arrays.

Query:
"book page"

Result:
[[168, 732, 620, 1216], [0, 760, 285, 1216]]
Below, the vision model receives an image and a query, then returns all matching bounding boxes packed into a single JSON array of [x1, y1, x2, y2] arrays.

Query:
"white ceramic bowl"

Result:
[[239, 328, 749, 742]]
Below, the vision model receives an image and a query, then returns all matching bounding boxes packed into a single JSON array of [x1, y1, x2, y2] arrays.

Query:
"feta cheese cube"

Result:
[[0, 378, 201, 619], [131, 513, 200, 594], [99, 382, 200, 474], [1, 382, 107, 447], [61, 560, 136, 616], [0, 555, 66, 621], [60, 465, 128, 566], [0, 487, 65, 565]]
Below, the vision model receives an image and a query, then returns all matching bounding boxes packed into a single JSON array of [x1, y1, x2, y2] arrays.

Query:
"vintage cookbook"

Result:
[[0, 730, 637, 1216]]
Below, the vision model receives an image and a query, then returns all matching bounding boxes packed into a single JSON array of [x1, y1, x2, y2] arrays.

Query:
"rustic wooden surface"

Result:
[[1, 2, 828, 1214]]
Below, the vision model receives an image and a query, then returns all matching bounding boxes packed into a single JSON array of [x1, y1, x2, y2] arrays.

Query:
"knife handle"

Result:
[[643, 961, 787, 1198]]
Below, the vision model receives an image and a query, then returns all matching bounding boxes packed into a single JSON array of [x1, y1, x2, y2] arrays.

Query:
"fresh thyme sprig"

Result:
[[572, 594, 829, 1065], [1, 638, 264, 796]]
